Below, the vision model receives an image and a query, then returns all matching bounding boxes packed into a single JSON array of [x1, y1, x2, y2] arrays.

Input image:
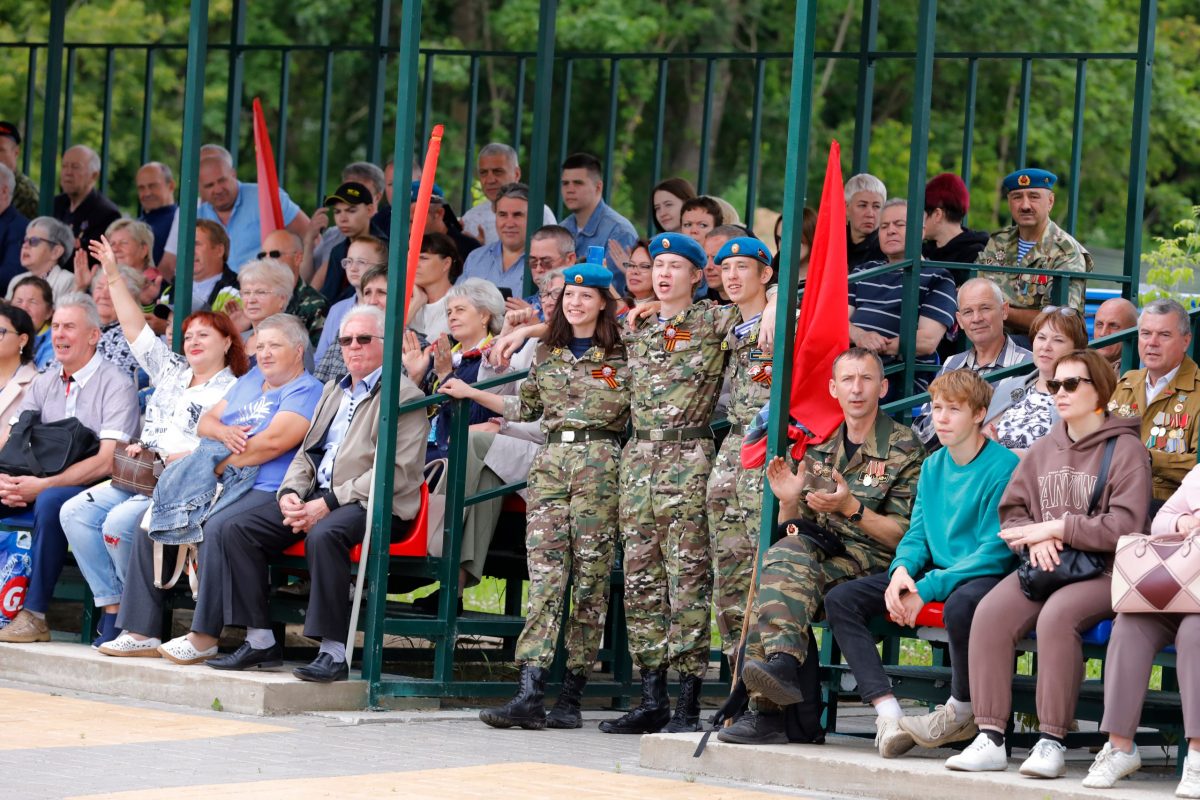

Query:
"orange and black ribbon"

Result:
[[663, 325, 691, 352], [750, 364, 773, 386], [592, 365, 619, 388]]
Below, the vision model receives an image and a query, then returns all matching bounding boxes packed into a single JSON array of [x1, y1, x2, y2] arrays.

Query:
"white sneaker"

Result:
[[875, 715, 916, 759], [1178, 750, 1200, 798], [945, 732, 1008, 772], [1082, 742, 1141, 788], [1019, 737, 1067, 778]]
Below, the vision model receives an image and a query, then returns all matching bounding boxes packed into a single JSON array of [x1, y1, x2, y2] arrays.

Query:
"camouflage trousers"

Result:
[[515, 440, 620, 673], [705, 432, 764, 658], [745, 534, 889, 667], [619, 438, 715, 678]]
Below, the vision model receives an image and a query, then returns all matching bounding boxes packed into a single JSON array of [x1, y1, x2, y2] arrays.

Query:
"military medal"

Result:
[[663, 313, 690, 352], [592, 365, 618, 388], [861, 460, 884, 487], [750, 363, 773, 386]]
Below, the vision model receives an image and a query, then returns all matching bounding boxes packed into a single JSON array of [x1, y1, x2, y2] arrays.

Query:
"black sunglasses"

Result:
[[1046, 376, 1094, 394], [337, 334, 383, 347], [257, 249, 293, 260]]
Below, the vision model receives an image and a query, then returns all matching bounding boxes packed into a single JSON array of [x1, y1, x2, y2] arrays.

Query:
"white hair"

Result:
[[1140, 298, 1191, 337], [66, 145, 101, 176], [844, 173, 887, 204], [342, 162, 386, 196], [447, 278, 506, 335], [54, 292, 101, 330], [105, 218, 155, 268], [478, 142, 519, 167], [0, 163, 13, 196], [340, 304, 385, 337], [255, 313, 309, 350], [199, 144, 233, 167], [28, 216, 75, 263], [238, 259, 295, 299], [958, 277, 1005, 306], [93, 264, 144, 296]]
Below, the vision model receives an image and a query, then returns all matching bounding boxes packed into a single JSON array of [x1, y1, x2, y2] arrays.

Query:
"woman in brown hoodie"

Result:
[[944, 349, 1151, 778]]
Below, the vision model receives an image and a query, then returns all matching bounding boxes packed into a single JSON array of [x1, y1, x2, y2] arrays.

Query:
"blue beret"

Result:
[[715, 236, 772, 266], [564, 262, 612, 290], [410, 180, 445, 201], [1002, 168, 1056, 193], [649, 232, 706, 269]]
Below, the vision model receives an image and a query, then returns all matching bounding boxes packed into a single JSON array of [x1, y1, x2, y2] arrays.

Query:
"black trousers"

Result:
[[823, 571, 1001, 703]]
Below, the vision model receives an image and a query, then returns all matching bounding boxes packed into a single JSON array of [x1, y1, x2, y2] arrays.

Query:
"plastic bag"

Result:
[[0, 529, 32, 629]]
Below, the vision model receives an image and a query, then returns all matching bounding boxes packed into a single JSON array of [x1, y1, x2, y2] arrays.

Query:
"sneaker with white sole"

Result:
[[157, 635, 218, 665], [1082, 742, 1141, 789], [945, 732, 1008, 772], [900, 704, 977, 749], [1019, 737, 1067, 778], [1177, 750, 1200, 798], [875, 715, 916, 759]]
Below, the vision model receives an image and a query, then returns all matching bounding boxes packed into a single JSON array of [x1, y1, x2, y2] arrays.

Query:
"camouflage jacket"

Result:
[[1109, 357, 1200, 500], [976, 220, 1093, 312], [797, 412, 924, 565], [287, 278, 330, 347], [624, 302, 739, 430], [722, 315, 773, 428], [503, 342, 631, 434], [12, 171, 38, 220]]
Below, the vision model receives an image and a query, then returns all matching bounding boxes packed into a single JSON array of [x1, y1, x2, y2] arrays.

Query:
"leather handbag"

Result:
[[0, 410, 100, 477], [1017, 437, 1114, 602], [111, 447, 165, 496], [1112, 530, 1200, 613]]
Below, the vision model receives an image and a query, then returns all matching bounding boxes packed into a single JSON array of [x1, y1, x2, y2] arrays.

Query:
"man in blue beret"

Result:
[[975, 167, 1093, 340]]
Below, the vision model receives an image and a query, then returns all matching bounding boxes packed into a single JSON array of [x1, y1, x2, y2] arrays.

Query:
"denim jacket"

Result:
[[148, 437, 259, 545]]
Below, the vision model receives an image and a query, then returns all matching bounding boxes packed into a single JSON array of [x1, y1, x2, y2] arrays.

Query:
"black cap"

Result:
[[0, 122, 19, 145], [324, 181, 372, 207]]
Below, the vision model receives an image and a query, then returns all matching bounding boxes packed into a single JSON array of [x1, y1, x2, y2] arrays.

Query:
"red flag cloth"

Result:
[[786, 140, 850, 461], [252, 98, 285, 242], [406, 125, 444, 315]]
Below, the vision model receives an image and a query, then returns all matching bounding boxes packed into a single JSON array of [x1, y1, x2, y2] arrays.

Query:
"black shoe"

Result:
[[479, 664, 547, 730], [741, 652, 804, 706], [546, 670, 588, 729], [599, 669, 670, 734], [716, 710, 789, 745], [664, 673, 703, 733], [293, 652, 349, 683], [206, 641, 284, 671]]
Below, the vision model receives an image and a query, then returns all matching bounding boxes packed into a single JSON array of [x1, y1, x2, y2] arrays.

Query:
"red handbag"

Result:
[[1111, 531, 1200, 613]]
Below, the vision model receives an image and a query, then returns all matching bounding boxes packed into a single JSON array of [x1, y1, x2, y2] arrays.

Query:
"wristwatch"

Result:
[[847, 500, 864, 524]]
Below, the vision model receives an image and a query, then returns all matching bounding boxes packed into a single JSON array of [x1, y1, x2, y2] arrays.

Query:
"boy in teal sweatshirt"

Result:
[[824, 369, 1018, 759]]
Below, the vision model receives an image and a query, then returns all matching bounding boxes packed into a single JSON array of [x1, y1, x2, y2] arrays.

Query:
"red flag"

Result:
[[252, 98, 285, 243], [406, 125, 444, 314], [787, 140, 850, 461]]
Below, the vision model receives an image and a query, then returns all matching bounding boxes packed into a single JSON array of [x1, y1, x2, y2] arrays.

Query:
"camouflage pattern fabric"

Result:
[[1109, 356, 1200, 500], [507, 343, 630, 671], [707, 316, 772, 657], [287, 278, 330, 347], [976, 220, 1093, 313], [12, 171, 38, 220]]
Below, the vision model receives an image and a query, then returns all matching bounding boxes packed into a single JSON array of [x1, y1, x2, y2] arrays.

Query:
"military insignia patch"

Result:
[[1018, 174, 1031, 186]]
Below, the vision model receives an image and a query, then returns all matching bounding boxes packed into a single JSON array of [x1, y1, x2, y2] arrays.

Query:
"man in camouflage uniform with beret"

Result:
[[0, 122, 38, 219], [719, 347, 923, 744], [976, 168, 1093, 341], [705, 235, 775, 669]]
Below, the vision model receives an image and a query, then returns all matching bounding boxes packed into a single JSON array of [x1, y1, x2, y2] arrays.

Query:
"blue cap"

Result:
[[715, 236, 772, 266], [648, 232, 706, 269], [1002, 168, 1056, 193], [564, 259, 613, 290], [410, 180, 445, 201]]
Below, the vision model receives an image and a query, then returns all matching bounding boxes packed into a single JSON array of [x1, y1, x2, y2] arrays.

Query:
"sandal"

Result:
[[157, 635, 218, 665], [98, 632, 163, 658]]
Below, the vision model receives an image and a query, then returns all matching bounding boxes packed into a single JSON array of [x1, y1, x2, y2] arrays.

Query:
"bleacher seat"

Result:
[[281, 482, 430, 561], [890, 600, 1113, 644]]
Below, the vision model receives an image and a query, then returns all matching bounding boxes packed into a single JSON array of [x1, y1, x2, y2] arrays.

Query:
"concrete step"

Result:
[[0, 640, 367, 716], [641, 731, 1181, 800]]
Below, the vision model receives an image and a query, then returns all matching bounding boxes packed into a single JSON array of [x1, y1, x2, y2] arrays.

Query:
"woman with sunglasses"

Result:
[[946, 348, 1151, 778], [989, 306, 1088, 454]]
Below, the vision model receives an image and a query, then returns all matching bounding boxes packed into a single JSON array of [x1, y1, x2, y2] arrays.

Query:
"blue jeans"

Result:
[[60, 482, 151, 607], [0, 485, 87, 614]]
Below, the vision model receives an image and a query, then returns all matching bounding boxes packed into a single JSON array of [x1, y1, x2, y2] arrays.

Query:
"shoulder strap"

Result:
[[1087, 437, 1118, 516]]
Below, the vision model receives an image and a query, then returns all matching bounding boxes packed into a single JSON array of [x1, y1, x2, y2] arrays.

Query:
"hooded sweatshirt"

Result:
[[998, 414, 1151, 561], [922, 228, 991, 265]]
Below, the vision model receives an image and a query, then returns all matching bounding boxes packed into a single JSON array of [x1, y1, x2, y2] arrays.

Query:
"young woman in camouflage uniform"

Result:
[[442, 259, 629, 731]]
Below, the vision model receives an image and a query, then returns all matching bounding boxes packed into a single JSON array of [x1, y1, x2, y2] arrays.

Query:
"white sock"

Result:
[[874, 697, 904, 719], [245, 627, 275, 649], [319, 639, 346, 662], [947, 697, 972, 718]]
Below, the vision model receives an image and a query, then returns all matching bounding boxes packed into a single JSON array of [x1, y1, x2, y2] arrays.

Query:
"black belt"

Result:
[[546, 429, 622, 444], [632, 426, 712, 442], [728, 424, 747, 436]]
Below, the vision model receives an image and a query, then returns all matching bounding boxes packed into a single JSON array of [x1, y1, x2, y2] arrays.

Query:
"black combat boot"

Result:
[[717, 707, 789, 745], [741, 652, 805, 706], [663, 673, 703, 733], [545, 670, 588, 729], [479, 664, 547, 730], [599, 668, 670, 734]]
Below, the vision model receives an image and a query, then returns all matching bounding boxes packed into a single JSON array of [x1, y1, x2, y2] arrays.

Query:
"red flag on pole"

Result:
[[252, 98, 285, 243], [786, 140, 851, 460], [406, 125, 444, 314]]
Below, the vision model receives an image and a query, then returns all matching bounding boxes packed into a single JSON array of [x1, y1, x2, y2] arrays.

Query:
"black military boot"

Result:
[[741, 652, 805, 706], [545, 670, 588, 729], [663, 673, 703, 733], [599, 668, 670, 734], [716, 707, 789, 745], [479, 664, 547, 730]]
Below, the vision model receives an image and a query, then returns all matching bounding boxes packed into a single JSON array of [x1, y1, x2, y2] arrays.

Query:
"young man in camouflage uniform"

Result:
[[976, 168, 1093, 340], [719, 347, 923, 744], [705, 235, 775, 668]]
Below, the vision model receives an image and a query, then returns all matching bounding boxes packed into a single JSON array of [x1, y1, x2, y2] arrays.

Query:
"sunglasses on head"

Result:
[[1043, 305, 1078, 317], [337, 334, 383, 347], [1046, 376, 1094, 394]]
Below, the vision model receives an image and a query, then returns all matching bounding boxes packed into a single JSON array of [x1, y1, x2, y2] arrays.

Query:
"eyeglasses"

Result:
[[528, 257, 561, 270], [337, 334, 384, 347], [1045, 376, 1094, 394], [342, 257, 383, 270], [538, 288, 562, 301], [256, 249, 295, 260], [22, 236, 49, 248], [623, 261, 653, 272], [0, 327, 11, 339], [1043, 306, 1079, 317]]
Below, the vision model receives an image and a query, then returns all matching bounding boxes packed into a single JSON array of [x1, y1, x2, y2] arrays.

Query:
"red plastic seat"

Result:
[[501, 494, 526, 514], [282, 482, 430, 562]]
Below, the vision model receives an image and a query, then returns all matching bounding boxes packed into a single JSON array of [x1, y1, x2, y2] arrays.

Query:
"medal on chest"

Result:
[[591, 364, 618, 389], [662, 317, 691, 352], [1148, 395, 1190, 453], [748, 347, 772, 386], [859, 459, 887, 487]]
